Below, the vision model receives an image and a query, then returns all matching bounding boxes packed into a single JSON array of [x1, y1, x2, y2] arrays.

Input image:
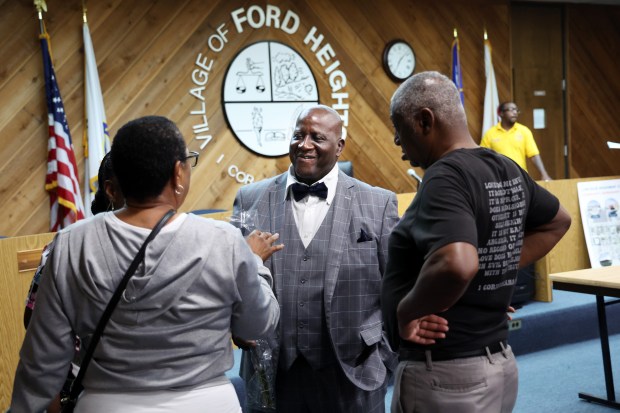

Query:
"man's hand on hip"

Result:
[[398, 314, 449, 345]]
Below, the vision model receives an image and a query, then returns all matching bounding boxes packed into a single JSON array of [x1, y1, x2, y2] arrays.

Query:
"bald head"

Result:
[[297, 104, 343, 138]]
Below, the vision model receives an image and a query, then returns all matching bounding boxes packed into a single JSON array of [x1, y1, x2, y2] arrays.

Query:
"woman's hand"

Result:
[[245, 230, 284, 262]]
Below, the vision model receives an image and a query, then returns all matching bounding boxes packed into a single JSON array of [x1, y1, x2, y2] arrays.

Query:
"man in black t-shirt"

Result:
[[381, 71, 571, 413]]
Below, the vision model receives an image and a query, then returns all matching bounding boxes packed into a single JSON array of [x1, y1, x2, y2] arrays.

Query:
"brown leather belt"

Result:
[[399, 341, 506, 362]]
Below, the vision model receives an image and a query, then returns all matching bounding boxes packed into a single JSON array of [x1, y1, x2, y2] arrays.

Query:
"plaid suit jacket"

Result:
[[234, 171, 399, 391]]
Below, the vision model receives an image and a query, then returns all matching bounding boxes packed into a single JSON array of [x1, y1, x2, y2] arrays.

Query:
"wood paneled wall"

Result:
[[0, 0, 511, 236], [0, 0, 618, 237], [567, 4, 620, 178]]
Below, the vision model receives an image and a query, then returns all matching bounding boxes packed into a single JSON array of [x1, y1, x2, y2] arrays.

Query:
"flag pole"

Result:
[[82, 0, 88, 159], [34, 0, 47, 35], [82, 0, 88, 23], [37, 9, 44, 35], [34, 0, 52, 61]]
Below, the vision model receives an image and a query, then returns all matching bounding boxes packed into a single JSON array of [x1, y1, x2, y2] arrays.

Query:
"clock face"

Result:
[[384, 40, 415, 82]]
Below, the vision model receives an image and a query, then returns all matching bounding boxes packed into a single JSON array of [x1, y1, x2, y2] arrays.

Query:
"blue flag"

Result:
[[451, 37, 465, 106]]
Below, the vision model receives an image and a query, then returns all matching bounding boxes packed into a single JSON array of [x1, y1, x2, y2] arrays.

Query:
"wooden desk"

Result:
[[551, 266, 620, 409]]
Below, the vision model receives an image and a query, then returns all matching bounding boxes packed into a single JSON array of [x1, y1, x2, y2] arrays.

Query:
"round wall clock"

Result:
[[383, 40, 416, 82]]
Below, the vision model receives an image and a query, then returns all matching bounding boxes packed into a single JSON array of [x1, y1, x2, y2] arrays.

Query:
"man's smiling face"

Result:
[[289, 107, 344, 185]]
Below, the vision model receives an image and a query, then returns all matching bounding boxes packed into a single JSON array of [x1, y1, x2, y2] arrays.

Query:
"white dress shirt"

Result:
[[285, 164, 339, 248]]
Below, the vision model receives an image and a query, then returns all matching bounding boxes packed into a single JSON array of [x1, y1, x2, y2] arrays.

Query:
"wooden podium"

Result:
[[534, 176, 619, 301], [0, 232, 55, 409]]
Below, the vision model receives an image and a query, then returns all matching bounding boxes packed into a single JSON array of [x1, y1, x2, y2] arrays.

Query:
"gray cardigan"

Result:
[[11, 212, 279, 412]]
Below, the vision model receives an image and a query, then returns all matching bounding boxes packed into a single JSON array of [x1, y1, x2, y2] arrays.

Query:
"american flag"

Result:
[[41, 33, 85, 231]]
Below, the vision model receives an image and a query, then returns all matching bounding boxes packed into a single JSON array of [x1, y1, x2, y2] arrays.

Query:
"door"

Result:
[[511, 3, 567, 180]]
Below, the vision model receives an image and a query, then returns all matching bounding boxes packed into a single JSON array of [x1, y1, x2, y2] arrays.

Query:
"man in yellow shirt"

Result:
[[481, 102, 551, 181]]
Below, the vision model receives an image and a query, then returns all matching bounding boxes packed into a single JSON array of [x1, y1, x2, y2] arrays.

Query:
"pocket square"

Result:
[[357, 228, 373, 243]]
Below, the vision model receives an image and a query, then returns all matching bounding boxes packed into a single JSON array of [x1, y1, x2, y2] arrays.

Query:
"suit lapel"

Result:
[[269, 174, 287, 297], [324, 172, 355, 308]]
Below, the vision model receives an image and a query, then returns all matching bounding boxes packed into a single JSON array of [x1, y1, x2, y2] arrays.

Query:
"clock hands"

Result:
[[395, 54, 406, 71]]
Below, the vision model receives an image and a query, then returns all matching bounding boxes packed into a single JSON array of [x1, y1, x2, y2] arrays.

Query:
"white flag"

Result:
[[83, 21, 110, 216], [482, 37, 500, 138]]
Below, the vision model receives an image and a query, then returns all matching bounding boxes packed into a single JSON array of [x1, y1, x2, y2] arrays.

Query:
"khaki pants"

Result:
[[391, 345, 518, 413]]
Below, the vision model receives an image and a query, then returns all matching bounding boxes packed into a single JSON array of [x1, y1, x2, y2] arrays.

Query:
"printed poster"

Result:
[[577, 179, 620, 268]]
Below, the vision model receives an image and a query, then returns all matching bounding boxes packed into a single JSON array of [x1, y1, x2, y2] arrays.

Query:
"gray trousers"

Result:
[[391, 344, 518, 413]]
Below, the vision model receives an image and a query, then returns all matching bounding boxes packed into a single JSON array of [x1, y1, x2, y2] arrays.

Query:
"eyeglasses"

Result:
[[183, 151, 199, 168], [502, 107, 520, 114]]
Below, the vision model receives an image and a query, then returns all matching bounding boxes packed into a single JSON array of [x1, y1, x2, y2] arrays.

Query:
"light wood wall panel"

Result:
[[0, 0, 618, 238], [0, 0, 512, 236]]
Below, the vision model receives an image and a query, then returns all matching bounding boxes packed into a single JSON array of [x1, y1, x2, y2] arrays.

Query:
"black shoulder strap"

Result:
[[66, 208, 176, 403]]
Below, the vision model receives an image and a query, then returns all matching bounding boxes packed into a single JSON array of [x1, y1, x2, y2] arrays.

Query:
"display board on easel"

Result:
[[577, 178, 620, 268]]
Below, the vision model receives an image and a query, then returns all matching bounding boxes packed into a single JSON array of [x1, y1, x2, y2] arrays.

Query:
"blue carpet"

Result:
[[514, 333, 620, 412], [509, 290, 620, 356]]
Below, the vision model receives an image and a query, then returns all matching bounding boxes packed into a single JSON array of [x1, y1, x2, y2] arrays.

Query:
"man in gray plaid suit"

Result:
[[234, 105, 399, 412]]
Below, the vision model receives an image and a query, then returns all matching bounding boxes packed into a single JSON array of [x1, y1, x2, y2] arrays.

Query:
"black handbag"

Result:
[[60, 209, 175, 413]]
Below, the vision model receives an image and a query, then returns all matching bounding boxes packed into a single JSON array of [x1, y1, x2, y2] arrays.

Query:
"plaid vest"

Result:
[[278, 199, 337, 371]]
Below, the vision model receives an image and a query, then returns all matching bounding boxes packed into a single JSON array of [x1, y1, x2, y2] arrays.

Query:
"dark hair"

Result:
[[111, 116, 186, 201], [497, 102, 513, 115], [90, 152, 114, 215]]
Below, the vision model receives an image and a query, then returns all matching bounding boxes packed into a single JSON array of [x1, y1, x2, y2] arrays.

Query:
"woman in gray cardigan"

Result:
[[11, 116, 280, 413]]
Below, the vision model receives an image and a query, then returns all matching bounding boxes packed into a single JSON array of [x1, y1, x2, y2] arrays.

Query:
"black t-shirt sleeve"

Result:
[[522, 173, 561, 229], [409, 172, 479, 259]]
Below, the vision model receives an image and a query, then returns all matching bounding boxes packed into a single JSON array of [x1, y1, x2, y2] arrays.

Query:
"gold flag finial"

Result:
[[82, 0, 88, 23], [34, 0, 47, 13], [453, 28, 458, 38], [34, 0, 47, 34], [484, 29, 488, 40]]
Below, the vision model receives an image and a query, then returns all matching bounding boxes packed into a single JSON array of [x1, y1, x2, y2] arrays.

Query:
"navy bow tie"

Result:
[[291, 182, 328, 202]]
